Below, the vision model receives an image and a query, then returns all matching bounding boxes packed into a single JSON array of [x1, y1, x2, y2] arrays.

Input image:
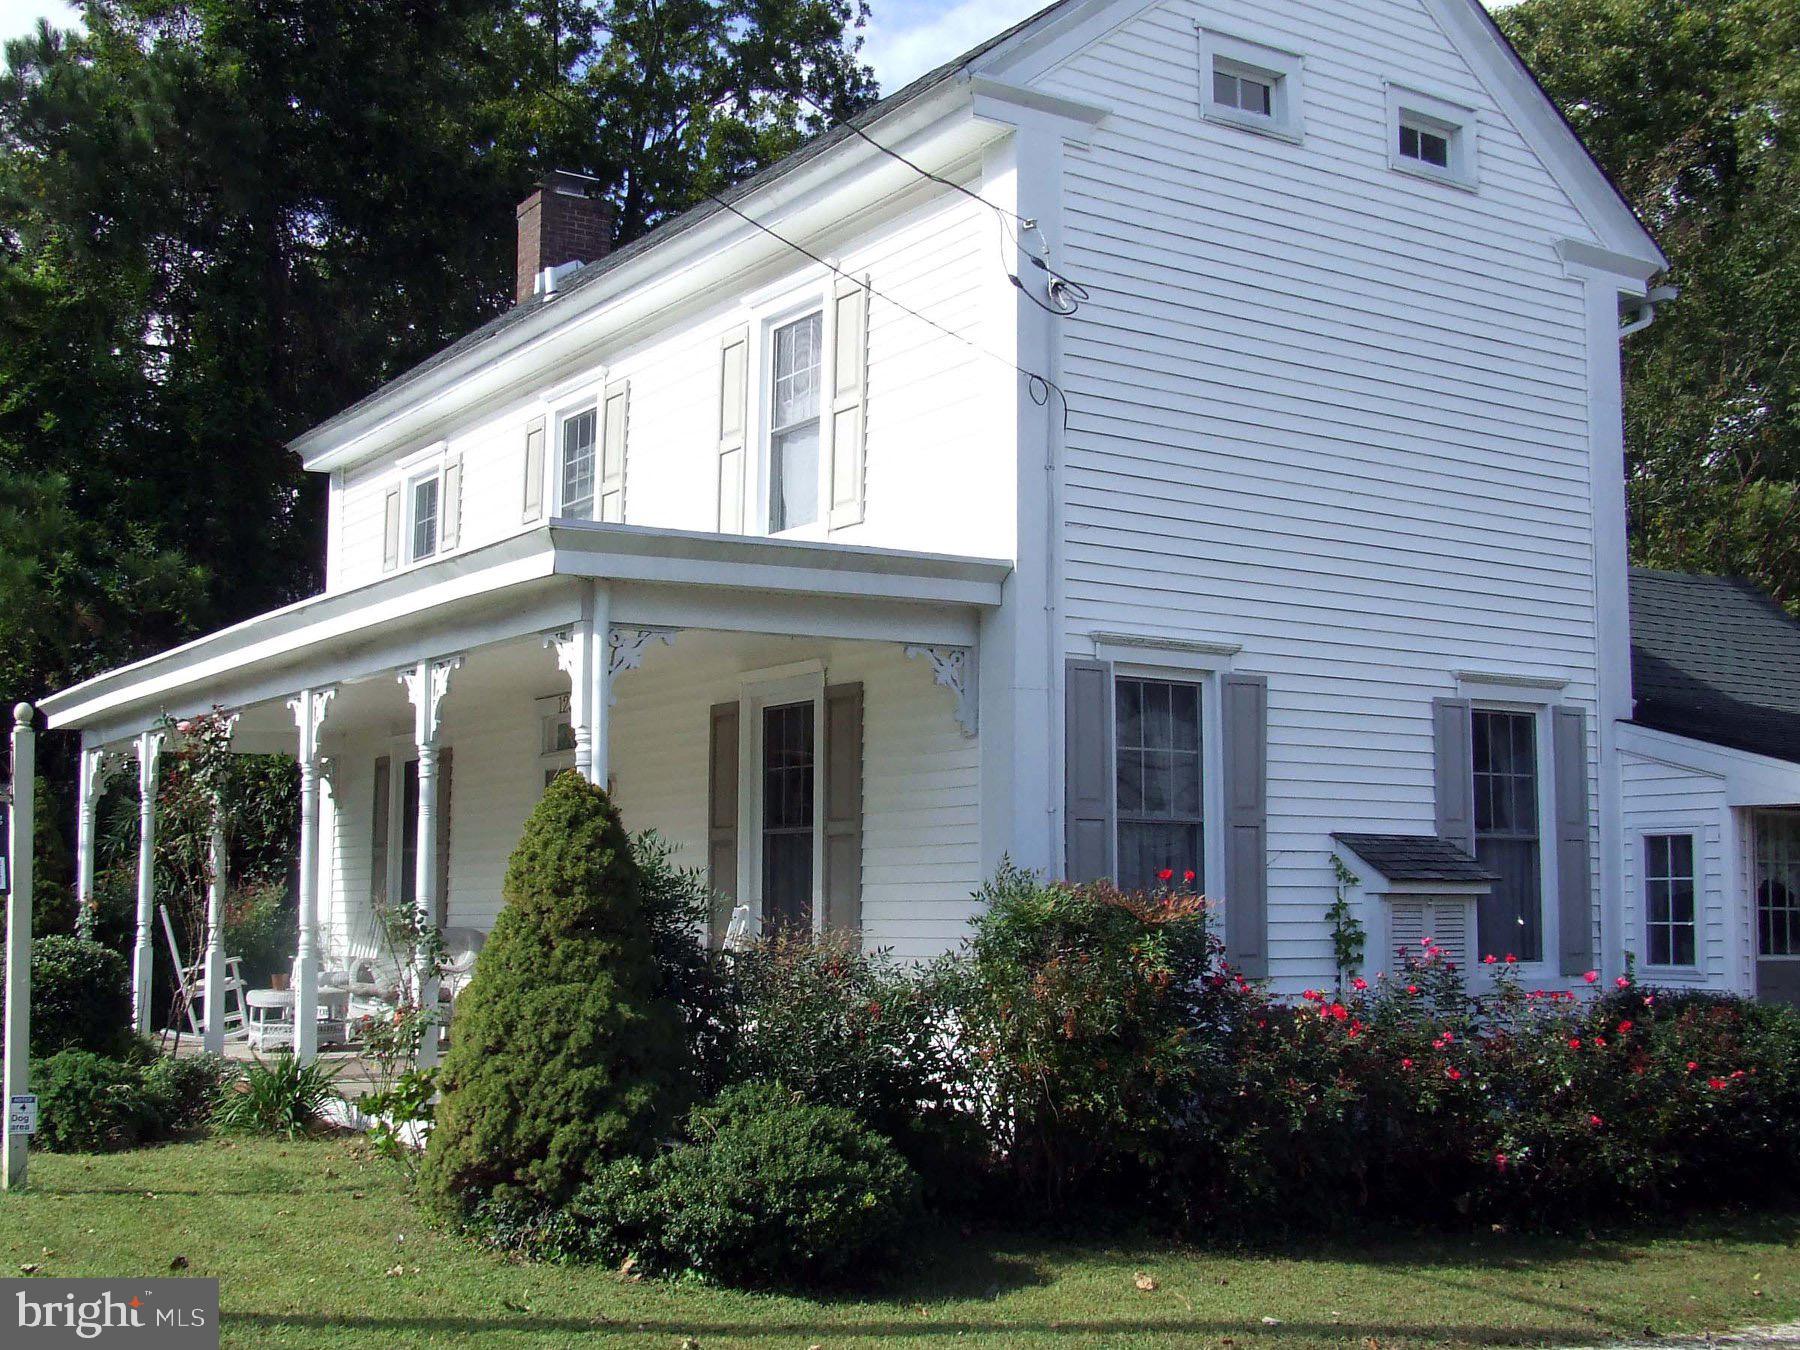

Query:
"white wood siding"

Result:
[[1619, 751, 1740, 991], [1035, 0, 1606, 986], [324, 187, 1006, 593]]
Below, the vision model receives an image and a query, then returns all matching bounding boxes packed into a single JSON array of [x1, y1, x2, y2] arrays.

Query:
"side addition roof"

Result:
[[1332, 833, 1496, 885], [1629, 568, 1800, 767]]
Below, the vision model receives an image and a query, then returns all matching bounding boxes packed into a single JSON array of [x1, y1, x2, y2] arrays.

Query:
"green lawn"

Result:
[[1, 1138, 1797, 1349]]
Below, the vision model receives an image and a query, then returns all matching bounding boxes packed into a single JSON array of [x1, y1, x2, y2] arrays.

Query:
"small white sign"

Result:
[[8, 1094, 37, 1136]]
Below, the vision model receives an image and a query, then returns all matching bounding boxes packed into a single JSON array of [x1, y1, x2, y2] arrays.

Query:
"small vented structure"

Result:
[[1332, 833, 1495, 974]]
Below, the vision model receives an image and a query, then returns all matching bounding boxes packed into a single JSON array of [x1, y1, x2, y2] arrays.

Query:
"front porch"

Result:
[[40, 522, 1013, 1061]]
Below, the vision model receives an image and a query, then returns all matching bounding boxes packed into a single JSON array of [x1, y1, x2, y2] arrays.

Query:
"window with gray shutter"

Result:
[[1552, 704, 1594, 974], [1114, 677, 1203, 892], [761, 701, 815, 933], [823, 683, 863, 935], [1063, 658, 1115, 883], [1433, 697, 1475, 853], [370, 756, 391, 909], [1473, 708, 1542, 962], [558, 408, 598, 520]]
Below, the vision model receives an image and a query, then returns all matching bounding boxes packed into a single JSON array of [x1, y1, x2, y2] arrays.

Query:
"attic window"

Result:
[[1198, 29, 1303, 142], [1386, 83, 1477, 188]]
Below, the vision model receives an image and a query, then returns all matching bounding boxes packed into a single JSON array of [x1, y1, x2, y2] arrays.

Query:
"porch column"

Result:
[[400, 655, 462, 1067], [545, 582, 612, 788], [132, 728, 164, 1033], [203, 809, 228, 1054], [74, 743, 111, 941], [287, 688, 335, 1062]]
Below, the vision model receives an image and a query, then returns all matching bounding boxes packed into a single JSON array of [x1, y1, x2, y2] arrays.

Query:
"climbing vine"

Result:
[[1328, 857, 1367, 989]]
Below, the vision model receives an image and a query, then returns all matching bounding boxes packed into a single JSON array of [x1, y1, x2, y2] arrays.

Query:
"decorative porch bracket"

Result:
[[398, 656, 462, 1068], [74, 744, 118, 941], [606, 626, 680, 703], [286, 691, 334, 1061], [904, 644, 979, 738], [131, 729, 165, 1034]]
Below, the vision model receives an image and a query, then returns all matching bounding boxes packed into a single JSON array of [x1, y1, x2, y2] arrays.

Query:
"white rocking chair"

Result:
[[160, 905, 248, 1041]]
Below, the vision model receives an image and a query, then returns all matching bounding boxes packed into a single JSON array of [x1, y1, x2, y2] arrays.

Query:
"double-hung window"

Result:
[[768, 312, 823, 533], [1642, 832, 1697, 968], [1472, 708, 1542, 961], [1757, 811, 1800, 958], [1115, 677, 1204, 892], [408, 471, 441, 563], [760, 700, 816, 932], [559, 407, 598, 521]]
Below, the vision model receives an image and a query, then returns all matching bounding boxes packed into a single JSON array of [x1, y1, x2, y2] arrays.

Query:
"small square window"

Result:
[[1386, 83, 1476, 188], [409, 472, 440, 562], [1198, 30, 1303, 142]]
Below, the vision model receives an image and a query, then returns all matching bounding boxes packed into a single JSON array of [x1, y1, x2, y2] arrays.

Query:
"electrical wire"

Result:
[[701, 187, 1071, 432]]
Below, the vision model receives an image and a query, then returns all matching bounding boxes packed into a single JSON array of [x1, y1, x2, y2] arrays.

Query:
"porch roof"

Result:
[[38, 522, 1011, 744]]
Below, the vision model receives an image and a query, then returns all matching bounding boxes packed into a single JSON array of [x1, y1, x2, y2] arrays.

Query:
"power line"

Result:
[[701, 187, 1071, 431]]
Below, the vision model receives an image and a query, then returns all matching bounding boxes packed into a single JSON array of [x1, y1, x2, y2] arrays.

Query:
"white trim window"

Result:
[[737, 661, 827, 936], [1198, 30, 1304, 142], [407, 469, 441, 563], [1471, 706, 1545, 962], [1641, 831, 1698, 968], [557, 405, 599, 521], [768, 310, 824, 534], [1756, 810, 1800, 959], [1115, 676, 1204, 893], [1386, 84, 1478, 188]]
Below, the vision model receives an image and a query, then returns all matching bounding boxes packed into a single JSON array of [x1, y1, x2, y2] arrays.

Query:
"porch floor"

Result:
[[165, 1036, 383, 1098]]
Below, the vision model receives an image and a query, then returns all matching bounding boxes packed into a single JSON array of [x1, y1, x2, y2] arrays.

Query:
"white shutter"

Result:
[[717, 329, 748, 533], [381, 488, 401, 571], [440, 454, 463, 550], [598, 381, 629, 523], [522, 415, 546, 523], [828, 276, 869, 530]]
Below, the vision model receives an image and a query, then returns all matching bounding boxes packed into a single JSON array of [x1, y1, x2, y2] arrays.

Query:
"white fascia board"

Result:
[[1425, 0, 1666, 271], [974, 0, 1164, 86], [294, 80, 996, 475], [1618, 722, 1800, 807], [547, 521, 1011, 608], [968, 76, 1111, 144]]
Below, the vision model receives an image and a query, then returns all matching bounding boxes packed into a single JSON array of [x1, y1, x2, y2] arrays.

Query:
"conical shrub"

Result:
[[419, 773, 688, 1211]]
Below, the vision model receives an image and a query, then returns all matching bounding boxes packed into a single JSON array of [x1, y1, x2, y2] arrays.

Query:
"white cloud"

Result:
[[862, 0, 1049, 92]]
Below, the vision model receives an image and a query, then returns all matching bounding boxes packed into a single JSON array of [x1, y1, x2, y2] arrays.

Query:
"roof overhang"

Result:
[[39, 525, 1011, 743], [1618, 722, 1800, 809]]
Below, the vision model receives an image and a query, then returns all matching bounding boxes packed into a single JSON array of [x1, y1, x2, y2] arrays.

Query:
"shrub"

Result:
[[212, 1054, 341, 1137], [944, 866, 1216, 1211], [143, 1053, 235, 1134], [34, 1050, 164, 1152], [567, 1081, 922, 1287], [721, 933, 977, 1198], [419, 774, 688, 1211], [0, 935, 133, 1059], [633, 830, 733, 1086], [224, 880, 297, 989]]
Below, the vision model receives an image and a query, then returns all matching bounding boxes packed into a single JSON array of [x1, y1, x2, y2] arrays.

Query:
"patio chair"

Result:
[[159, 904, 248, 1041]]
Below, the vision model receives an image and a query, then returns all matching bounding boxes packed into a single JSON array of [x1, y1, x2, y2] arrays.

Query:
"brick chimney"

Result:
[[515, 169, 613, 303]]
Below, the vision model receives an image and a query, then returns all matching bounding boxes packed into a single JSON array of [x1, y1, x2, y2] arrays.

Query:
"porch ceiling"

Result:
[[38, 523, 1010, 746]]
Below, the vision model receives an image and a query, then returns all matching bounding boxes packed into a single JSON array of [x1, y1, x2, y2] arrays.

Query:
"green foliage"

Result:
[[419, 774, 688, 1212], [1327, 857, 1367, 985], [223, 880, 297, 990], [942, 867, 1218, 1212], [0, 934, 133, 1059], [560, 1082, 922, 1287], [1499, 0, 1800, 608], [212, 1054, 341, 1139], [34, 1050, 164, 1152], [633, 828, 733, 1083], [363, 1068, 440, 1180], [141, 1053, 235, 1135]]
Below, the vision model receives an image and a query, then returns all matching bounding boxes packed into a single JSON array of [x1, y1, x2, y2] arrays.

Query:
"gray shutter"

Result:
[[1063, 658, 1115, 883], [381, 488, 402, 571], [522, 415, 546, 523], [598, 381, 629, 522], [435, 748, 453, 929], [1433, 697, 1476, 853], [707, 702, 740, 945], [440, 454, 463, 550], [370, 756, 391, 910], [823, 683, 864, 936], [1553, 704, 1596, 975], [828, 277, 869, 530], [1221, 674, 1269, 977], [717, 329, 748, 533]]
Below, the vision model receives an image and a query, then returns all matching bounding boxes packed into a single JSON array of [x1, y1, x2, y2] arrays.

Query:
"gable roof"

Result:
[[293, 0, 1664, 468], [1333, 833, 1495, 885], [1630, 568, 1800, 767]]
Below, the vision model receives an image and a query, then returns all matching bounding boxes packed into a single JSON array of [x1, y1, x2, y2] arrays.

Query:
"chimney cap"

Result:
[[543, 168, 602, 197]]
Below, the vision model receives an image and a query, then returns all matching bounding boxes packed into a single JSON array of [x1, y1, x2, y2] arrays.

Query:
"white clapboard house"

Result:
[[52, 0, 1794, 1057]]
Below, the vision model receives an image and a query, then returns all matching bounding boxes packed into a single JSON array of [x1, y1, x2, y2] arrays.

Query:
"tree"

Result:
[[419, 774, 689, 1211], [1499, 0, 1800, 608]]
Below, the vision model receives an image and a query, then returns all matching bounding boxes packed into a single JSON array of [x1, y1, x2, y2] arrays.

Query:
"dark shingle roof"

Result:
[[1630, 567, 1800, 765], [1332, 834, 1495, 885], [296, 0, 1067, 452]]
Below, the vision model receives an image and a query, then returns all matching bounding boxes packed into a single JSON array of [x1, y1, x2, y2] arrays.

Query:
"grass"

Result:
[[1, 1138, 1797, 1349]]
